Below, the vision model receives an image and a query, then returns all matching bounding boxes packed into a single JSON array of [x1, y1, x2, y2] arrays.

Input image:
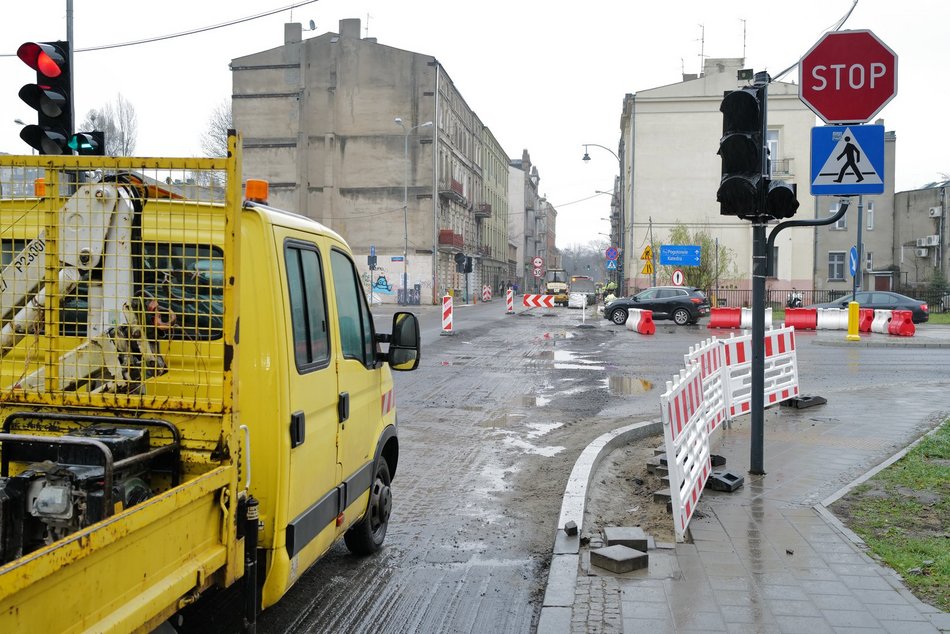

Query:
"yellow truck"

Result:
[[544, 268, 569, 306], [0, 133, 420, 632]]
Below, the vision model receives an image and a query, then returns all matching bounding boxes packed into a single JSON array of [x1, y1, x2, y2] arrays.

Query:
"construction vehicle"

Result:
[[544, 268, 569, 306], [0, 133, 420, 632]]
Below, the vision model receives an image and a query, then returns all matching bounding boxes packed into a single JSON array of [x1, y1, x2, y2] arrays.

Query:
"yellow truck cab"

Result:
[[0, 134, 419, 632], [544, 268, 569, 306]]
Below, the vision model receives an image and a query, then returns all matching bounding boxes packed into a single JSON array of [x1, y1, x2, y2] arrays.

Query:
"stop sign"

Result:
[[799, 30, 897, 124]]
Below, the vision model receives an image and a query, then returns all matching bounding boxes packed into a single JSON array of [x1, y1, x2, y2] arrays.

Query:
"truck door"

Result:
[[328, 248, 381, 516], [280, 237, 342, 559]]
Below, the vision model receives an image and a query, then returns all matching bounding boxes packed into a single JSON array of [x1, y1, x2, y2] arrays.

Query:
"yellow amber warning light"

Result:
[[245, 179, 268, 204]]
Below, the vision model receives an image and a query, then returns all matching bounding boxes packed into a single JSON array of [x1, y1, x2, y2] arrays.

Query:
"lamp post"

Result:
[[584, 144, 624, 291], [395, 117, 433, 305]]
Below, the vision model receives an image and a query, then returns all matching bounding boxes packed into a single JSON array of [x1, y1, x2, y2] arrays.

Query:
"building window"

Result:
[[831, 203, 847, 230], [865, 251, 873, 271], [766, 130, 779, 174], [828, 252, 846, 280], [866, 201, 874, 230], [769, 246, 779, 278]]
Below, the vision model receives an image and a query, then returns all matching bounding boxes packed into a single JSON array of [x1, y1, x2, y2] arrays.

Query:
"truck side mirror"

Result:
[[388, 312, 420, 371]]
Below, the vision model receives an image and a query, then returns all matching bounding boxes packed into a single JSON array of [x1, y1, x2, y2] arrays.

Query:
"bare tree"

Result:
[[80, 94, 137, 156], [201, 99, 232, 157]]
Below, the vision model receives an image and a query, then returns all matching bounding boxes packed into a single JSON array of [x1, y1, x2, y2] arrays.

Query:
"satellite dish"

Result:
[[307, 19, 316, 31]]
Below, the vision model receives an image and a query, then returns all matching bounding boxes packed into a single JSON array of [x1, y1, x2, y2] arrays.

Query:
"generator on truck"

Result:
[[0, 132, 420, 632]]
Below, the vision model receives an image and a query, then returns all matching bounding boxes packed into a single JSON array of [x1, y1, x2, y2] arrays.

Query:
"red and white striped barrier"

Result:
[[661, 362, 712, 542], [720, 326, 799, 418], [506, 289, 514, 314], [624, 308, 656, 335], [482, 285, 492, 302], [888, 310, 915, 336], [440, 295, 454, 335], [522, 294, 555, 308], [707, 307, 741, 329], [784, 307, 915, 336], [684, 337, 727, 434]]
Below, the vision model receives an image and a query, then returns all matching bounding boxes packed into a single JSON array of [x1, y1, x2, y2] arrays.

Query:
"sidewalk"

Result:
[[540, 329, 950, 633]]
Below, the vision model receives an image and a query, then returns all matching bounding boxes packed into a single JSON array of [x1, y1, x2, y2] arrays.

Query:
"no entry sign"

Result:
[[799, 30, 897, 124]]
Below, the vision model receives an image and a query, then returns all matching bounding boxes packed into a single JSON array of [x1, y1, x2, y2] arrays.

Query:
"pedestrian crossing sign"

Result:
[[606, 259, 618, 270], [810, 125, 885, 196]]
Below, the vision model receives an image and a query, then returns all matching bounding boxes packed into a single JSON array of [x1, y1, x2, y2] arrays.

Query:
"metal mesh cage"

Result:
[[0, 155, 237, 413]]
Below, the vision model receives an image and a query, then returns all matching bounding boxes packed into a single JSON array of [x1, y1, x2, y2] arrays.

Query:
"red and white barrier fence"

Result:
[[481, 285, 492, 302], [661, 363, 712, 542], [664, 326, 802, 539], [522, 294, 555, 308], [441, 295, 454, 335], [709, 306, 772, 329], [624, 308, 656, 335], [506, 289, 514, 314]]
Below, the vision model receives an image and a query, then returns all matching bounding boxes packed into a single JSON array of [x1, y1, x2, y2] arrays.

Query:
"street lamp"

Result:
[[584, 143, 626, 289], [394, 117, 432, 305]]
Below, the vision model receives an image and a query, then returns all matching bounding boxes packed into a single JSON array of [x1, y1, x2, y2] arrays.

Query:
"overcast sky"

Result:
[[2, 1, 947, 250]]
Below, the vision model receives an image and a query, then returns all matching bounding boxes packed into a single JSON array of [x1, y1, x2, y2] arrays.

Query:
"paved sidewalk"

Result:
[[540, 329, 950, 634]]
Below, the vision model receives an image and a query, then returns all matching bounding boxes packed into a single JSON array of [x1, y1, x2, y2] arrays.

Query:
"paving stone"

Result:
[[653, 488, 671, 503], [603, 526, 649, 551], [590, 545, 648, 574]]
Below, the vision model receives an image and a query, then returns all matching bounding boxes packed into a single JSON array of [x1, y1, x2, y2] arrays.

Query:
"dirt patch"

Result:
[[583, 434, 676, 545]]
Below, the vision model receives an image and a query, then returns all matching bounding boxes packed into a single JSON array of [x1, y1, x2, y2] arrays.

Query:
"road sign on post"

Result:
[[799, 30, 897, 124], [811, 125, 885, 195]]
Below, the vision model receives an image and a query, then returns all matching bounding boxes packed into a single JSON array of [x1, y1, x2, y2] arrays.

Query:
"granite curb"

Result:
[[538, 419, 663, 633]]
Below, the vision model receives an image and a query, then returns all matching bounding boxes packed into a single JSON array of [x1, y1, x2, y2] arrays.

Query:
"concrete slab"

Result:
[[603, 526, 649, 551], [590, 545, 648, 574]]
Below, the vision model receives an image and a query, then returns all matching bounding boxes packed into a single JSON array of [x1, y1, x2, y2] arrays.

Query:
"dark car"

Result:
[[808, 291, 929, 323], [604, 286, 711, 326]]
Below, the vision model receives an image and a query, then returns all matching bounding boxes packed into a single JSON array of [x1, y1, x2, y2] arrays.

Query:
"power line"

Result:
[[2, 1, 320, 56]]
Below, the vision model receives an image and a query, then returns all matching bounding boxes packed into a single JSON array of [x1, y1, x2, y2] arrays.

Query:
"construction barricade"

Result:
[[784, 307, 818, 330], [481, 285, 492, 302], [440, 295, 454, 335], [739, 307, 772, 329], [624, 309, 656, 335], [660, 363, 712, 542], [888, 310, 915, 336], [816, 308, 849, 330], [505, 289, 514, 314], [707, 306, 741, 329], [663, 325, 802, 540]]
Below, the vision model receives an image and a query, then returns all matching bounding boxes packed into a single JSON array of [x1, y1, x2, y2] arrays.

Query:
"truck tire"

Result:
[[344, 459, 392, 556]]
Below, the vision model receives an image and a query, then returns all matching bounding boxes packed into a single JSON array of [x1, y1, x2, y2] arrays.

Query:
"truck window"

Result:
[[330, 249, 374, 366], [285, 242, 330, 369]]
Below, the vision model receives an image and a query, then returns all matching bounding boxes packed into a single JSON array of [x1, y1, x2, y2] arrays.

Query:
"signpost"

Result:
[[799, 30, 897, 124], [660, 245, 701, 267], [810, 125, 885, 196]]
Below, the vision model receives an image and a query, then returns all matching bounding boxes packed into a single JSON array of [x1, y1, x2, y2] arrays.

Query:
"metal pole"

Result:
[[853, 195, 864, 297], [750, 222, 767, 474], [403, 129, 409, 306]]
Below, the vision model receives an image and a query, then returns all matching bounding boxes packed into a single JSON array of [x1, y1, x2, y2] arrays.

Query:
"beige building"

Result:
[[620, 58, 818, 296], [893, 180, 949, 290], [509, 151, 558, 292], [231, 19, 510, 304]]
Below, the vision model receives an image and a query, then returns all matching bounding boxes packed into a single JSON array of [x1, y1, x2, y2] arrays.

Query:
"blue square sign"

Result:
[[811, 125, 885, 196]]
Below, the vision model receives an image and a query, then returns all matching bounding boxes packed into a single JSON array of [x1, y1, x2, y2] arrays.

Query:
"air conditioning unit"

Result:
[[926, 235, 940, 246], [929, 206, 943, 218], [916, 237, 927, 247], [916, 247, 930, 257]]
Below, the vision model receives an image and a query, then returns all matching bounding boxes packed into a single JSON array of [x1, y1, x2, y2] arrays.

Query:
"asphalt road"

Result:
[[251, 301, 950, 633]]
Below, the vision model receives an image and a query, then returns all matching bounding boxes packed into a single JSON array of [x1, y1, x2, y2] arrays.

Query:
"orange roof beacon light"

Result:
[[34, 178, 46, 197], [245, 179, 268, 204]]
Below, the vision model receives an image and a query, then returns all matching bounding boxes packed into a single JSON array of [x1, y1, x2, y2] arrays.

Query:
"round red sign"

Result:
[[799, 30, 897, 124]]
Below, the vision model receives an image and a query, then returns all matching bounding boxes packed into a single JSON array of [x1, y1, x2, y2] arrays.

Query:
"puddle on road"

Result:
[[500, 433, 565, 457], [607, 376, 655, 395], [525, 421, 563, 438], [553, 349, 605, 371]]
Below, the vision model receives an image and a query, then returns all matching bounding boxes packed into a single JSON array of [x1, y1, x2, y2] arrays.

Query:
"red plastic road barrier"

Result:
[[859, 309, 875, 332], [887, 310, 915, 336], [783, 308, 818, 330], [707, 307, 741, 329], [522, 294, 555, 308], [636, 310, 656, 335]]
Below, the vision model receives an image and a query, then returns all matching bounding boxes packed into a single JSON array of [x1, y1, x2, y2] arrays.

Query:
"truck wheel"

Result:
[[344, 459, 392, 555], [610, 308, 628, 325], [672, 308, 691, 325]]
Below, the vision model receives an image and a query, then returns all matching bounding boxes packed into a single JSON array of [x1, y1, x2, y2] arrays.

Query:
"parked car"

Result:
[[807, 290, 929, 323], [604, 286, 711, 326]]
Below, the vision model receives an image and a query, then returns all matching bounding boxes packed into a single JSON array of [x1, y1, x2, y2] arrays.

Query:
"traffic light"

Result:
[[454, 252, 465, 273], [17, 41, 71, 155], [68, 131, 105, 156], [463, 257, 473, 274], [717, 86, 765, 218], [765, 180, 799, 219]]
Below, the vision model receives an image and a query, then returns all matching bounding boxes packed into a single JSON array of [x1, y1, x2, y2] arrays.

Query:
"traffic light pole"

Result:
[[750, 221, 767, 474]]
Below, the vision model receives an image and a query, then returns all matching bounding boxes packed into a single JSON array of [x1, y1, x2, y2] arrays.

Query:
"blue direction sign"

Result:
[[370, 245, 376, 256], [660, 245, 701, 266], [605, 259, 618, 270], [605, 246, 618, 260], [849, 246, 858, 277], [811, 125, 885, 196]]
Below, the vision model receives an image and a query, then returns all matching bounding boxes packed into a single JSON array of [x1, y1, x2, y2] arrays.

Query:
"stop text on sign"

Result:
[[809, 63, 887, 91]]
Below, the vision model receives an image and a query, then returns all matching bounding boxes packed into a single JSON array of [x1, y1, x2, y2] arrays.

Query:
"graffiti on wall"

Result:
[[362, 268, 396, 294]]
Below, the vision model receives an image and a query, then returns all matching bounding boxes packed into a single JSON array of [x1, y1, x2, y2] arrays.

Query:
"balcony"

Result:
[[474, 203, 492, 219], [438, 178, 466, 205], [478, 245, 492, 257], [438, 229, 464, 250], [771, 158, 794, 177]]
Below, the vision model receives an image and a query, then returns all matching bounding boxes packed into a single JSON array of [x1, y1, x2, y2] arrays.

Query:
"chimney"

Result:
[[285, 22, 302, 45], [339, 18, 361, 39]]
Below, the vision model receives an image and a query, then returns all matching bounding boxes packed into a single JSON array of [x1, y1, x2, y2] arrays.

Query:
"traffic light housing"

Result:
[[17, 41, 71, 155], [68, 131, 105, 156], [463, 257, 473, 274], [765, 180, 800, 219], [717, 86, 765, 218], [454, 252, 465, 273]]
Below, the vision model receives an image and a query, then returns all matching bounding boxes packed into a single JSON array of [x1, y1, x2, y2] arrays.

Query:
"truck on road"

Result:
[[544, 268, 569, 306], [0, 134, 420, 632]]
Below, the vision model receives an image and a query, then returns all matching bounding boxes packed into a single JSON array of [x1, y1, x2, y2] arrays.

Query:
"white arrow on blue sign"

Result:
[[849, 246, 858, 277]]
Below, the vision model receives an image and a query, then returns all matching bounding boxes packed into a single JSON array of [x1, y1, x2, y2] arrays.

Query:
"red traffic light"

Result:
[[17, 42, 66, 79]]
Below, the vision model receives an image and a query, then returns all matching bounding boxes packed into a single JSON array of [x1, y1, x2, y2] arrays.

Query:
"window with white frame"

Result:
[[865, 251, 873, 271], [866, 201, 874, 230], [828, 252, 846, 280], [831, 203, 847, 230], [767, 130, 779, 175]]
